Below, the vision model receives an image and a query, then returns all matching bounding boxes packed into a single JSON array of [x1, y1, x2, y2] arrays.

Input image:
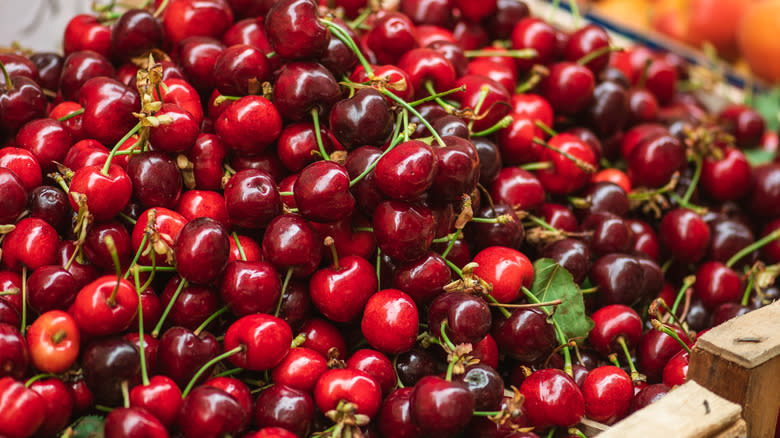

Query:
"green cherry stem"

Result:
[[57, 108, 85, 122], [408, 85, 465, 107], [472, 410, 503, 417], [483, 293, 512, 319], [278, 191, 294, 196], [576, 45, 622, 66], [180, 346, 244, 398], [378, 87, 446, 147], [133, 268, 150, 386], [311, 108, 329, 161], [442, 258, 465, 281], [274, 267, 294, 317], [464, 49, 538, 58], [232, 232, 247, 262], [194, 306, 228, 336], [535, 120, 558, 137], [616, 336, 641, 382], [20, 266, 27, 336], [102, 122, 142, 176], [349, 111, 405, 188], [439, 321, 457, 351], [671, 275, 696, 317], [0, 60, 13, 91], [467, 85, 490, 133], [726, 228, 780, 269], [376, 248, 382, 289], [424, 80, 457, 112], [741, 273, 755, 307], [521, 286, 572, 376], [651, 319, 692, 354], [680, 154, 703, 205], [152, 276, 188, 338], [320, 19, 374, 78], [472, 115, 513, 137]]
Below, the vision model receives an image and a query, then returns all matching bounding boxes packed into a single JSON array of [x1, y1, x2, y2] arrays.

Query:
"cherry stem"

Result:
[[433, 231, 460, 244], [545, 427, 556, 438], [392, 355, 404, 388], [651, 320, 692, 354], [439, 321, 457, 351], [464, 49, 538, 59], [152, 276, 188, 338], [488, 299, 563, 308], [608, 354, 621, 368], [354, 226, 373, 233], [324, 236, 339, 269], [521, 286, 573, 376], [442, 257, 465, 280], [483, 293, 513, 319], [0, 289, 18, 296], [20, 266, 27, 336], [671, 275, 696, 317], [378, 87, 446, 147], [348, 7, 372, 29], [24, 373, 55, 388], [445, 358, 456, 382], [278, 191, 293, 196], [213, 95, 240, 105], [311, 108, 330, 161], [472, 115, 513, 137], [376, 249, 382, 290], [214, 367, 244, 378], [576, 46, 622, 66], [291, 333, 306, 348], [580, 286, 599, 294], [467, 85, 490, 133], [424, 80, 457, 112], [532, 137, 596, 173], [408, 85, 465, 107], [152, 0, 169, 17], [0, 60, 13, 91], [57, 108, 85, 122], [232, 232, 246, 262], [121, 380, 130, 408], [136, 265, 177, 272], [133, 267, 150, 386], [118, 211, 138, 224], [520, 161, 553, 171], [568, 428, 588, 438], [102, 122, 142, 176], [124, 234, 148, 280], [472, 410, 503, 417], [681, 154, 703, 205], [569, 0, 581, 28], [470, 215, 514, 224], [50, 328, 68, 345], [349, 112, 405, 188], [194, 306, 228, 336], [637, 58, 653, 90], [535, 120, 558, 137], [527, 214, 558, 232], [440, 230, 460, 260], [320, 19, 374, 79], [668, 192, 707, 215], [741, 273, 755, 307], [616, 336, 641, 381], [104, 235, 122, 307], [181, 346, 244, 398], [274, 267, 294, 317], [726, 228, 780, 269]]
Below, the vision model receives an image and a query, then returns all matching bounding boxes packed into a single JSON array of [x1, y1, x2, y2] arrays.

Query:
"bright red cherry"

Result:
[[472, 246, 533, 303], [361, 289, 418, 354], [0, 376, 46, 438], [582, 366, 634, 424], [27, 310, 80, 374], [314, 368, 383, 419], [520, 368, 585, 428], [224, 314, 292, 371]]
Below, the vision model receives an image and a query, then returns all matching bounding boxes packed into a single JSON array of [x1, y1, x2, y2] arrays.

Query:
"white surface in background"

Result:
[[0, 0, 92, 53]]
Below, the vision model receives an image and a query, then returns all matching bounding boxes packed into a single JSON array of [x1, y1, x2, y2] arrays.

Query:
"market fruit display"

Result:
[[0, 0, 778, 437]]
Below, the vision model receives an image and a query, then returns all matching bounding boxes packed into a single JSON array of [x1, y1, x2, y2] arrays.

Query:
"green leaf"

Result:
[[744, 148, 776, 166], [751, 87, 780, 133], [530, 258, 594, 341], [65, 415, 104, 438]]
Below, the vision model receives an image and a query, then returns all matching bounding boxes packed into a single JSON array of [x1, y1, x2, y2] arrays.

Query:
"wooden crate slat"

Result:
[[596, 381, 743, 438]]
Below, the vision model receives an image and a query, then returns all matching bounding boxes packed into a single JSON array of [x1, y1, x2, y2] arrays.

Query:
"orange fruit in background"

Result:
[[738, 0, 780, 83]]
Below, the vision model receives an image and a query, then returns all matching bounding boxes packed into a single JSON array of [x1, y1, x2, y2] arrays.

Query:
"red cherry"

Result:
[[63, 15, 112, 57], [162, 0, 234, 45], [582, 366, 634, 424], [310, 255, 377, 323], [26, 310, 80, 374], [0, 147, 41, 192], [536, 133, 598, 195], [314, 368, 383, 419], [2, 218, 59, 271], [0, 376, 46, 438], [216, 96, 282, 156], [71, 275, 138, 336], [27, 377, 74, 437], [220, 260, 281, 316], [105, 406, 169, 438], [472, 246, 533, 303], [588, 304, 643, 356], [224, 314, 292, 371], [271, 347, 328, 393], [129, 375, 182, 427], [520, 368, 585, 428], [361, 289, 419, 354], [662, 350, 689, 387]]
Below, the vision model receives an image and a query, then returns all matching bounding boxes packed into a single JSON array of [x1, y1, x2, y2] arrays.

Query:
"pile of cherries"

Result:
[[1, 0, 780, 437]]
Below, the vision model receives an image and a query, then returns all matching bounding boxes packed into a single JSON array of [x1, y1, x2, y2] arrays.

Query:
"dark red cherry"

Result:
[[629, 383, 670, 413], [565, 24, 611, 74], [220, 260, 281, 316], [162, 0, 234, 45], [694, 262, 742, 310], [174, 217, 230, 285], [541, 62, 595, 115], [104, 406, 168, 438], [377, 387, 421, 438], [366, 12, 420, 65], [520, 368, 585, 428], [492, 308, 555, 363], [79, 76, 140, 146], [59, 50, 115, 102], [659, 208, 710, 264], [0, 168, 26, 225], [375, 140, 438, 201], [392, 251, 451, 305], [223, 169, 282, 229], [428, 292, 491, 346], [177, 386, 248, 438], [254, 384, 314, 437], [26, 265, 78, 314], [410, 376, 475, 436], [174, 36, 225, 94], [262, 214, 322, 277], [27, 377, 73, 437], [329, 88, 395, 149], [272, 62, 342, 121], [111, 9, 164, 60], [127, 151, 183, 209], [720, 104, 766, 149], [345, 146, 384, 215], [161, 277, 219, 331], [15, 118, 72, 173], [0, 323, 28, 379], [265, 0, 329, 60], [637, 326, 692, 382], [486, 0, 531, 40], [627, 132, 686, 188], [82, 337, 141, 406], [707, 217, 754, 266], [430, 136, 480, 202], [294, 161, 356, 222], [454, 363, 504, 411], [590, 253, 645, 306], [214, 44, 272, 96], [540, 238, 591, 284], [158, 326, 219, 387], [372, 201, 436, 262], [467, 203, 524, 253], [748, 163, 780, 218]]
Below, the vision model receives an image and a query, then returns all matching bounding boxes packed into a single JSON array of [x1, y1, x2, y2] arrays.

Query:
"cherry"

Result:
[[693, 262, 742, 310], [78, 76, 140, 146], [346, 349, 397, 396], [662, 349, 689, 387], [627, 132, 686, 188], [366, 12, 420, 65], [589, 304, 643, 357], [271, 347, 327, 393], [205, 376, 253, 416], [111, 9, 164, 60], [272, 62, 342, 121], [0, 376, 46, 438], [255, 384, 315, 437], [0, 168, 26, 225], [162, 0, 234, 45], [221, 169, 281, 229], [510, 17, 558, 70], [157, 326, 219, 387], [372, 201, 436, 262], [2, 218, 59, 272], [520, 368, 585, 428], [174, 36, 225, 94], [129, 375, 182, 427], [377, 387, 421, 438], [28, 377, 74, 437], [410, 376, 475, 436], [392, 251, 451, 304], [455, 363, 504, 411], [0, 76, 45, 137], [361, 289, 418, 354], [473, 138, 502, 186], [472, 333, 500, 370], [63, 14, 111, 57], [375, 140, 439, 201], [214, 44, 272, 96], [582, 365, 633, 425], [431, 136, 480, 202], [160, 278, 219, 331], [319, 18, 360, 78], [637, 326, 691, 382], [174, 217, 230, 285], [82, 337, 141, 406], [186, 133, 227, 190], [295, 161, 356, 222], [262, 214, 322, 277], [26, 265, 78, 314], [659, 208, 710, 264], [720, 104, 766, 149], [149, 104, 200, 154], [629, 383, 670, 413], [429, 292, 492, 346], [126, 151, 182, 209], [221, 257, 280, 315], [329, 88, 395, 149], [224, 313, 292, 370], [453, 74, 510, 132], [0, 147, 41, 192], [0, 323, 28, 379], [177, 386, 248, 438], [15, 118, 72, 173], [176, 190, 231, 229], [492, 307, 556, 364], [453, 19, 489, 51], [266, 0, 329, 60], [216, 95, 282, 156], [590, 253, 647, 306], [701, 147, 751, 202], [310, 252, 377, 323], [489, 167, 546, 211], [315, 368, 383, 419], [105, 407, 169, 438], [748, 163, 780, 218], [537, 133, 598, 195], [473, 246, 533, 303], [541, 62, 595, 116]]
